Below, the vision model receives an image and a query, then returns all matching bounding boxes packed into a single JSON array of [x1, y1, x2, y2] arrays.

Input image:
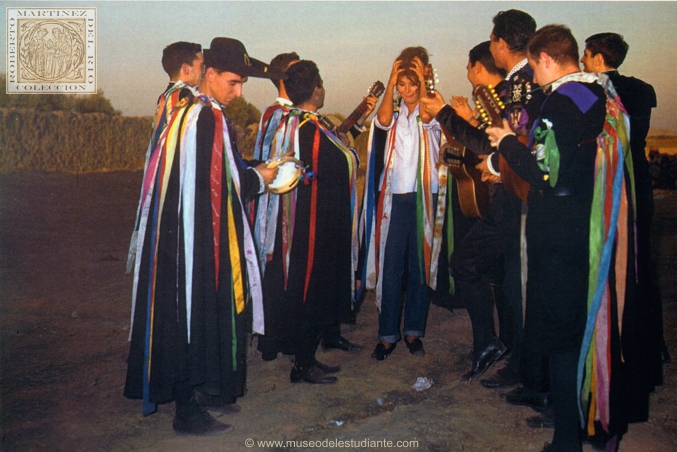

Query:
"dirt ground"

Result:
[[1, 170, 675, 452]]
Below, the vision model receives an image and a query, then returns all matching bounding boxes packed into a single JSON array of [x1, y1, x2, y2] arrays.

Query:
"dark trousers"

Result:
[[323, 323, 341, 342], [378, 193, 432, 343], [294, 324, 322, 368], [502, 196, 523, 367], [450, 185, 520, 354], [549, 350, 582, 451]]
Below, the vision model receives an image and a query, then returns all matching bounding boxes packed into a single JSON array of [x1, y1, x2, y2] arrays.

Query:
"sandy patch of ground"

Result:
[[1, 171, 675, 451]]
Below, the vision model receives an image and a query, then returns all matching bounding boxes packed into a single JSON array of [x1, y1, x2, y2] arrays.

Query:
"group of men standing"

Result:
[[124, 38, 283, 435], [123, 37, 372, 435], [122, 9, 667, 452], [420, 10, 665, 452]]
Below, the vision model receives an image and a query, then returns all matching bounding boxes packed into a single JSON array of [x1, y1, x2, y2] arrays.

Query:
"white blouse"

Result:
[[375, 102, 441, 194]]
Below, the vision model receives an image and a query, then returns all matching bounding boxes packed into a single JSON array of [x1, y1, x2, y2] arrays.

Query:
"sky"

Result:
[[3, 1, 677, 131]]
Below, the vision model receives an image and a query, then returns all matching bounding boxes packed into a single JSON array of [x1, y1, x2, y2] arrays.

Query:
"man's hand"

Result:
[[419, 90, 446, 121], [357, 95, 378, 126], [450, 96, 475, 123], [338, 132, 351, 147], [476, 155, 501, 183], [255, 162, 279, 185], [485, 119, 514, 148]]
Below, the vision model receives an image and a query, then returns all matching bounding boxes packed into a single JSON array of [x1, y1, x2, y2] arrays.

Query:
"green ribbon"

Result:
[[415, 121, 425, 284], [533, 125, 560, 187]]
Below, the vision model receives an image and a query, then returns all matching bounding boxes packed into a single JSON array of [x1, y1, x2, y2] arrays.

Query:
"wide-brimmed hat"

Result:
[[203, 37, 286, 80]]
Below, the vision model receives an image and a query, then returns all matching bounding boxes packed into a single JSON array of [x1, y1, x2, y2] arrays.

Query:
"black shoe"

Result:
[[290, 364, 338, 384], [371, 342, 396, 361], [526, 408, 555, 428], [497, 348, 512, 362], [314, 359, 341, 374], [173, 410, 232, 436], [504, 386, 552, 412], [322, 336, 364, 352], [405, 337, 425, 356], [480, 365, 520, 389], [193, 390, 242, 415], [462, 338, 507, 381]]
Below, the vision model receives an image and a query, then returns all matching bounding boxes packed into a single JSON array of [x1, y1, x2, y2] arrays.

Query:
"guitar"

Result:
[[473, 84, 531, 202], [321, 81, 386, 147], [424, 64, 490, 219], [472, 84, 504, 127]]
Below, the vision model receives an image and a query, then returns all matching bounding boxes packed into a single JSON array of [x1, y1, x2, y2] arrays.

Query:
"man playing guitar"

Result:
[[420, 10, 548, 411], [436, 41, 517, 386]]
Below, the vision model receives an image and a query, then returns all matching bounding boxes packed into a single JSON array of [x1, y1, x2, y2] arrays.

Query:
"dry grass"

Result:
[[646, 135, 677, 156], [0, 108, 375, 205], [0, 108, 151, 172]]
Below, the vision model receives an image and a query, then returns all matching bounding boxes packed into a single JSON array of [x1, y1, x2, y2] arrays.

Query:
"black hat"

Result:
[[203, 37, 286, 80]]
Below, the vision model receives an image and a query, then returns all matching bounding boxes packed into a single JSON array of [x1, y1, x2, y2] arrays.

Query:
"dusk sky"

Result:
[[3, 1, 677, 131]]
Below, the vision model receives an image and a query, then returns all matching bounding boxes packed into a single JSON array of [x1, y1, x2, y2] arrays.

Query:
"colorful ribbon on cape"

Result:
[[130, 91, 264, 416], [358, 113, 447, 310], [577, 76, 635, 434], [265, 109, 359, 305], [251, 102, 290, 273]]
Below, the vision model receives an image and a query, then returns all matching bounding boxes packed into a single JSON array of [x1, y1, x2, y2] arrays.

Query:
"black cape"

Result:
[[259, 113, 355, 355], [125, 100, 261, 408]]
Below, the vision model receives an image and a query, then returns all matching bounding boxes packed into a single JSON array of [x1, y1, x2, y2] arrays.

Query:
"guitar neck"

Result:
[[336, 98, 370, 135], [473, 84, 504, 127], [440, 127, 460, 149]]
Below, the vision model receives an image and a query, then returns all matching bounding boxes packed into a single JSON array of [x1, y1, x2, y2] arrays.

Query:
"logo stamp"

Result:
[[6, 7, 96, 93]]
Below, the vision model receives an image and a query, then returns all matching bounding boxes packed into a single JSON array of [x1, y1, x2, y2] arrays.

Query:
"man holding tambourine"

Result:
[[258, 60, 367, 384]]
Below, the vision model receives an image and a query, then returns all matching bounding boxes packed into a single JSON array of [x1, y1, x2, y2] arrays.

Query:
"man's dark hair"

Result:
[[585, 32, 629, 69], [396, 46, 429, 86], [492, 9, 537, 53], [528, 24, 579, 67], [468, 41, 505, 77], [161, 41, 202, 79], [285, 60, 322, 106], [269, 52, 300, 89]]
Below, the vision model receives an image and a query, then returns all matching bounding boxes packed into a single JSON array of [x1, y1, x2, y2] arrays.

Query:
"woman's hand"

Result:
[[387, 59, 404, 88], [410, 56, 427, 89]]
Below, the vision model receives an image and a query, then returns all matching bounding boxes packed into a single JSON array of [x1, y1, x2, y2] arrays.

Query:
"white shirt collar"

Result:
[[276, 97, 292, 107], [505, 58, 528, 81], [549, 71, 599, 92]]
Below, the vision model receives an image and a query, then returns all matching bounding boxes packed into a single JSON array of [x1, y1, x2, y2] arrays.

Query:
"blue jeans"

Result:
[[378, 193, 432, 343]]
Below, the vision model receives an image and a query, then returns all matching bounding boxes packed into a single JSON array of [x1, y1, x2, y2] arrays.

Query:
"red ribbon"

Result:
[[211, 110, 224, 289], [303, 127, 321, 303]]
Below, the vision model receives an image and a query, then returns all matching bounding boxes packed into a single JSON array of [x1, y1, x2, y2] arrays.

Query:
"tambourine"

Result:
[[266, 156, 304, 194]]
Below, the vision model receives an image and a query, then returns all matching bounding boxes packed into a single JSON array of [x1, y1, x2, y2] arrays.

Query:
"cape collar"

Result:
[[547, 71, 599, 93]]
